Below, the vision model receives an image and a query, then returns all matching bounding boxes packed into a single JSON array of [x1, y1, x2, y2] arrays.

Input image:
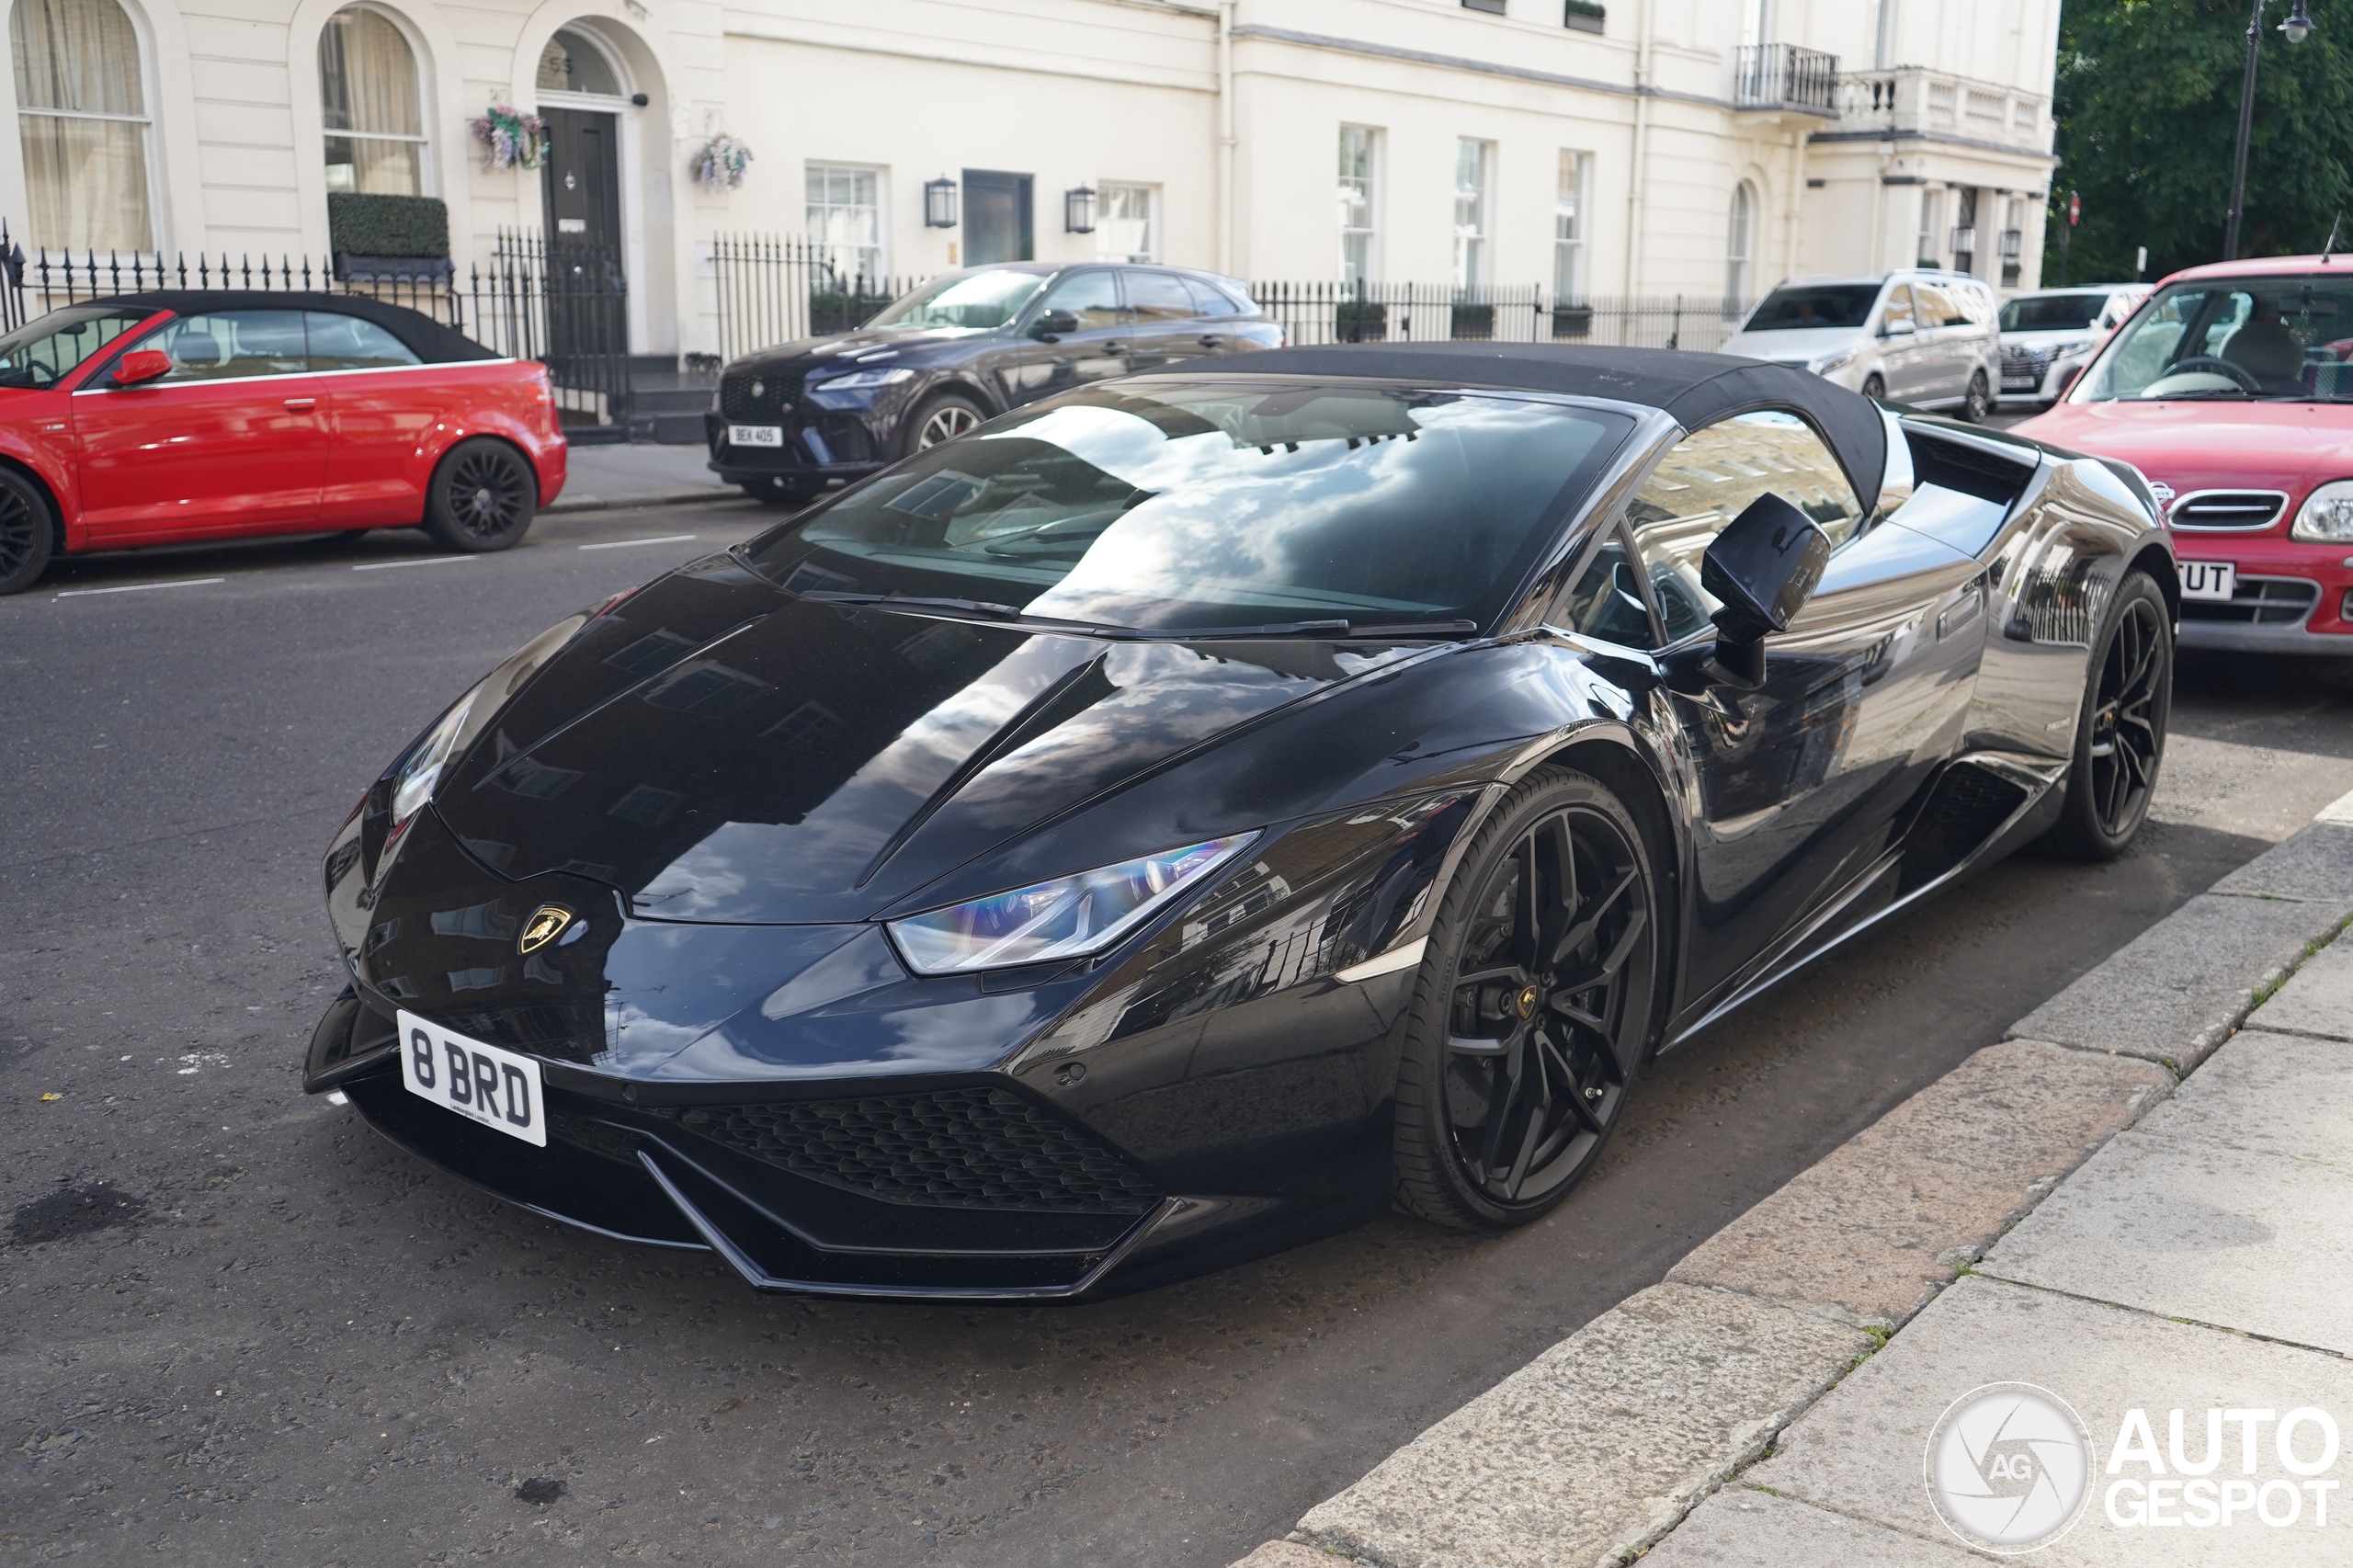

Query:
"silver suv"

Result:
[[1720, 270, 2001, 420]]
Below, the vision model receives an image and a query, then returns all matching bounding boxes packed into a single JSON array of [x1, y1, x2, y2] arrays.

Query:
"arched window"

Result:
[[1725, 181, 1756, 307], [320, 6, 425, 196], [11, 0, 152, 250], [537, 27, 624, 97]]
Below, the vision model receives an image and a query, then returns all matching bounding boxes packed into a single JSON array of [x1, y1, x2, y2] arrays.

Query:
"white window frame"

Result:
[[13, 0, 161, 253], [1338, 123, 1378, 284], [804, 163, 886, 287], [1725, 180, 1756, 306], [1553, 150, 1589, 303], [319, 3, 433, 199], [1453, 137, 1493, 292], [1916, 187, 1941, 268], [1095, 181, 1157, 263]]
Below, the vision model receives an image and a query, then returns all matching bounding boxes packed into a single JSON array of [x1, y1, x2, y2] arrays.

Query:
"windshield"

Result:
[[1745, 284, 1881, 331], [0, 304, 153, 389], [866, 269, 1046, 332], [2000, 294, 2105, 333], [742, 381, 1631, 633], [2077, 275, 2353, 403]]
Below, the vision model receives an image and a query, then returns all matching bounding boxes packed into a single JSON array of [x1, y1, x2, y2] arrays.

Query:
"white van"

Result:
[[1995, 284, 2153, 408], [1719, 270, 2002, 420]]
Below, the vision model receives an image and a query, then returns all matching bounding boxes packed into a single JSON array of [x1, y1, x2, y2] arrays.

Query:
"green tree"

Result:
[[2050, 0, 2353, 283]]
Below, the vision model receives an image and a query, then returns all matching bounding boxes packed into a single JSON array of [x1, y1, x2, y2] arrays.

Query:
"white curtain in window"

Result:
[[1096, 184, 1154, 263], [320, 6, 424, 196], [1553, 151, 1586, 302], [1453, 139, 1489, 291], [12, 0, 152, 250]]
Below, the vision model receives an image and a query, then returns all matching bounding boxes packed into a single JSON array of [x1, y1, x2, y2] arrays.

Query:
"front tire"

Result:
[[1860, 372, 1887, 402], [421, 438, 536, 552], [1392, 767, 1665, 1231], [0, 468, 55, 596], [2042, 571, 2171, 861], [906, 392, 984, 455]]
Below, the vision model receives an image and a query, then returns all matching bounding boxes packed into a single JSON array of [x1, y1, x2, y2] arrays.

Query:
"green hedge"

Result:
[[327, 193, 449, 259]]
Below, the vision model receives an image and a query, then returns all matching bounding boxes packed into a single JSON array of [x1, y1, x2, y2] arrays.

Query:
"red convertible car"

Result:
[[2017, 255, 2353, 653], [0, 290, 566, 595]]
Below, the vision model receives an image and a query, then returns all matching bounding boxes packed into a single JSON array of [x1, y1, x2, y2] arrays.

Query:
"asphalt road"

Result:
[[6, 500, 2353, 1568]]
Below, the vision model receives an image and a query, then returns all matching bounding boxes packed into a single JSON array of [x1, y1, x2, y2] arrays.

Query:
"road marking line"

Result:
[[55, 577, 226, 598], [352, 555, 477, 571], [578, 534, 699, 551]]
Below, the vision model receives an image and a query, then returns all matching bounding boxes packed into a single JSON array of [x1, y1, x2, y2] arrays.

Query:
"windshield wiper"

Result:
[[798, 590, 1024, 619], [1098, 619, 1482, 642]]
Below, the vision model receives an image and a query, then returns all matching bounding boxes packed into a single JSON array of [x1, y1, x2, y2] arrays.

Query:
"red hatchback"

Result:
[[2017, 255, 2353, 654], [0, 290, 566, 595]]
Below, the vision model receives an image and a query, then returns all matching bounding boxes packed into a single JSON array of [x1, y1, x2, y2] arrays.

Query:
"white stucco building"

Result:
[[2, 0, 2062, 361]]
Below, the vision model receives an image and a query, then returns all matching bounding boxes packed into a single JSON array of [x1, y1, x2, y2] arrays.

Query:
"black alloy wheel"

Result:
[[2044, 571, 2171, 860], [1961, 369, 1992, 423], [1393, 768, 1663, 1230], [0, 467, 54, 597], [422, 437, 536, 552], [1861, 372, 1887, 402], [910, 393, 983, 453]]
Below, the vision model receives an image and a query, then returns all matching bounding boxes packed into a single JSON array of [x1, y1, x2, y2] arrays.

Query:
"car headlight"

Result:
[[381, 603, 613, 838], [1808, 348, 1858, 375], [807, 366, 915, 408], [888, 835, 1257, 975], [2290, 480, 2353, 542]]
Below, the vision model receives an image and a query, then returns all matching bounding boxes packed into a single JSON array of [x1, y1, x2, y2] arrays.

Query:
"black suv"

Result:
[[706, 262, 1282, 503]]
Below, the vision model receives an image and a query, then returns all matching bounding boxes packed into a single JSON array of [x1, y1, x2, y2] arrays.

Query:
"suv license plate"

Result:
[[728, 424, 782, 448], [397, 1010, 546, 1146], [2178, 560, 2236, 602]]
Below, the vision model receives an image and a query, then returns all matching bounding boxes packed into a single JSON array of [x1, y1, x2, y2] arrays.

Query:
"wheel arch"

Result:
[[898, 378, 999, 457], [2126, 540, 2180, 621], [1486, 722, 1688, 1051]]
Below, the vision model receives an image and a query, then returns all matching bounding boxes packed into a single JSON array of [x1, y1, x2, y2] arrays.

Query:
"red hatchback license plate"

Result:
[[397, 1010, 546, 1146], [2178, 560, 2236, 602]]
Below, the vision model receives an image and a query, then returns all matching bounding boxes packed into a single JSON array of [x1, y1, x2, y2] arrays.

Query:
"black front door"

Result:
[[962, 171, 1032, 264], [540, 108, 627, 369]]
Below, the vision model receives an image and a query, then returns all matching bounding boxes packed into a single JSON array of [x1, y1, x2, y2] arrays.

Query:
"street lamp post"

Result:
[[2224, 0, 2316, 260]]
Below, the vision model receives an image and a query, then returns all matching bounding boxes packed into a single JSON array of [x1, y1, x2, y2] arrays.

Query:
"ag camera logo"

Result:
[[1924, 1382, 2094, 1552]]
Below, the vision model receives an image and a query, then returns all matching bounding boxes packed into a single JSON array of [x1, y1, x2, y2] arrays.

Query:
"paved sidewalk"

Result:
[[546, 440, 737, 513], [1237, 792, 2353, 1567]]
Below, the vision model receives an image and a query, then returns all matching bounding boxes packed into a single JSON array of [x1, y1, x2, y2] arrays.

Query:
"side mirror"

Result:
[[114, 348, 171, 386], [1881, 318, 1915, 338], [1030, 310, 1078, 342], [1690, 493, 1831, 687]]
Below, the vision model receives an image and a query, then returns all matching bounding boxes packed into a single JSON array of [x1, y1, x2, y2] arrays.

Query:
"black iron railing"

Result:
[[1249, 279, 1745, 353], [708, 233, 917, 362], [1734, 44, 1839, 114], [0, 220, 636, 427]]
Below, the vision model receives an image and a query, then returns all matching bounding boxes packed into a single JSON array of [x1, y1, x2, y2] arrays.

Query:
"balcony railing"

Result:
[[1734, 44, 1838, 116], [1836, 66, 2050, 150]]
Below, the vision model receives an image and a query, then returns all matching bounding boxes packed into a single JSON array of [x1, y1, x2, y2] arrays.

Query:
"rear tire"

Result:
[[2042, 571, 2171, 861], [421, 437, 536, 552], [1960, 369, 1992, 424], [0, 468, 54, 596], [1392, 767, 1665, 1232]]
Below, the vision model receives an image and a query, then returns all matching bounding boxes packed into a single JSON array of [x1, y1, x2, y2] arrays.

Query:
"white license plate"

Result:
[[2178, 560, 2237, 602], [397, 1009, 546, 1147], [727, 424, 783, 448]]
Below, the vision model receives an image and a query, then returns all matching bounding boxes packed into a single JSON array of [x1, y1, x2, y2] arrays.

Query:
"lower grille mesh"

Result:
[[680, 1089, 1163, 1214]]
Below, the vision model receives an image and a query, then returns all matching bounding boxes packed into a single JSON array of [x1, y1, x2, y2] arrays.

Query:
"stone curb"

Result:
[[1234, 794, 2353, 1568], [543, 485, 740, 516]]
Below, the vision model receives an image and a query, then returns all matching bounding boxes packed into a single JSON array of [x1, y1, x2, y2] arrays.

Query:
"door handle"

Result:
[[283, 397, 316, 411], [1199, 335, 1222, 347]]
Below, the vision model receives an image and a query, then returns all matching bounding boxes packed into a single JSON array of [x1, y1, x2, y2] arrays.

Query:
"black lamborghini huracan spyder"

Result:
[[308, 342, 2175, 1301]]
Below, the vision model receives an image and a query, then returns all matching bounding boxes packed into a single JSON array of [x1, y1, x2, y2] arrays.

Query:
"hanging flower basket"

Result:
[[470, 104, 551, 172], [692, 134, 753, 190]]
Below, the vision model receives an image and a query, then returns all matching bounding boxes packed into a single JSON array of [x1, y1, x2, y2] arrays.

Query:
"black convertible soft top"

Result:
[[102, 290, 500, 366], [1134, 341, 1891, 517]]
